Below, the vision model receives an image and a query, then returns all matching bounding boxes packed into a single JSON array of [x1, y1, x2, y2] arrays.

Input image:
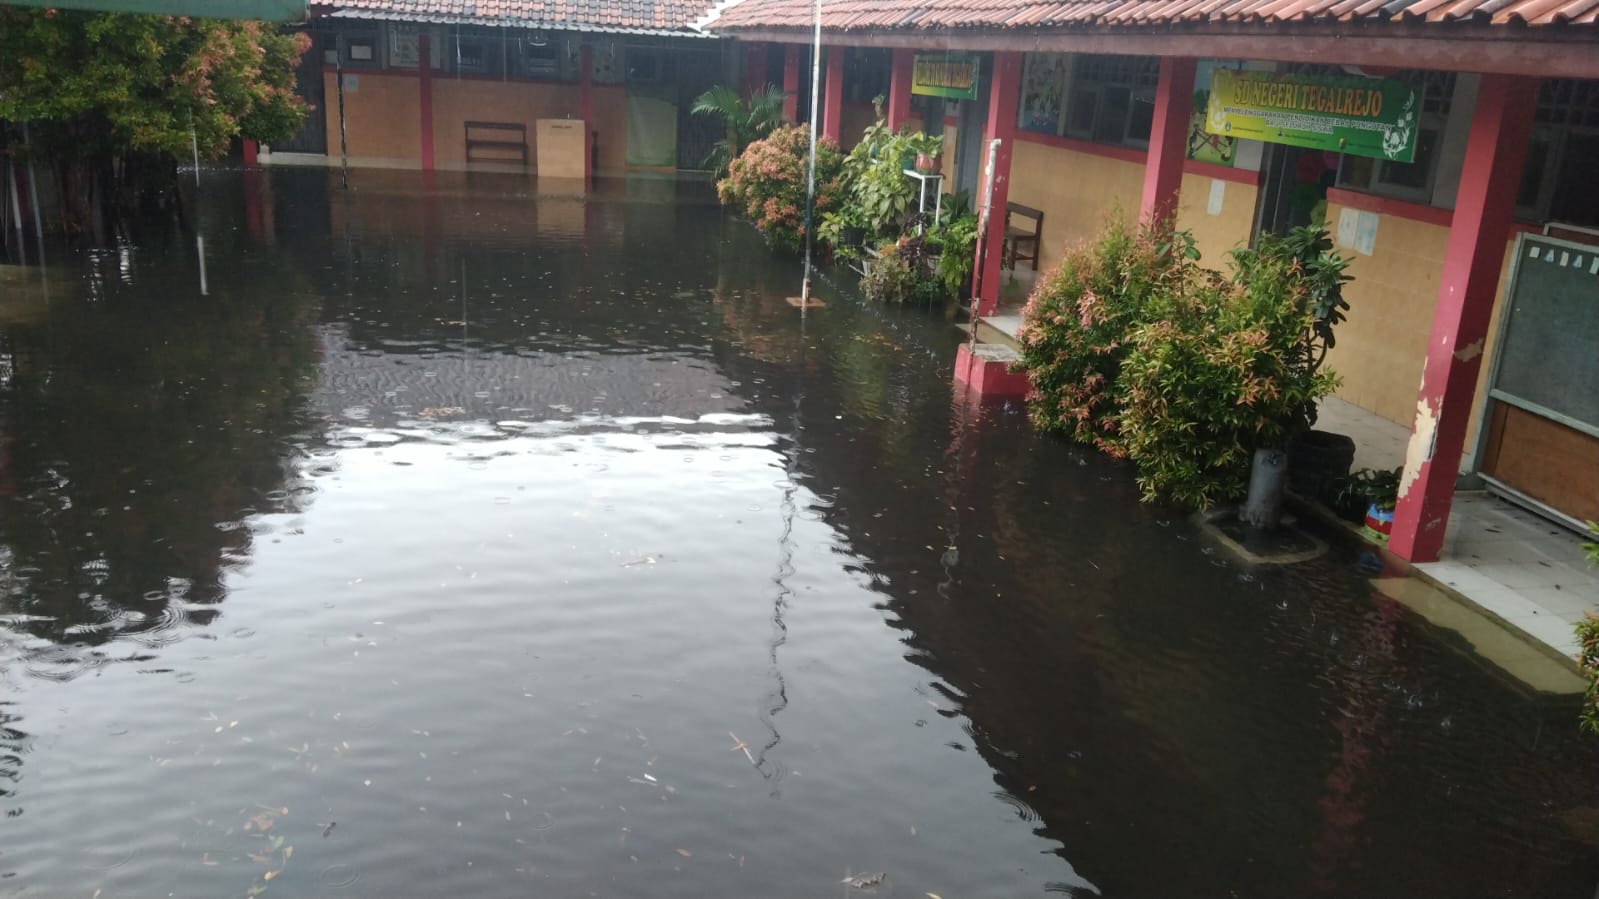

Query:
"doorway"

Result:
[[1252, 143, 1337, 240]]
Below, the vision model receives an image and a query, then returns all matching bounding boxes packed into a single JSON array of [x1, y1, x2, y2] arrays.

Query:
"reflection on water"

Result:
[[0, 168, 1595, 899]]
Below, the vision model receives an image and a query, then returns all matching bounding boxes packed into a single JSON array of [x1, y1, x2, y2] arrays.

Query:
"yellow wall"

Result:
[[324, 70, 422, 165], [1007, 139, 1145, 273], [1320, 200, 1518, 438], [321, 72, 629, 174], [1174, 173, 1258, 267]]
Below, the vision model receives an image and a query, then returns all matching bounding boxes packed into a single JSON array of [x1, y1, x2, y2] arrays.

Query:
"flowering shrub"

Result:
[[1015, 218, 1199, 455], [716, 125, 843, 251], [1580, 613, 1598, 736], [1118, 248, 1340, 507], [1018, 219, 1346, 509]]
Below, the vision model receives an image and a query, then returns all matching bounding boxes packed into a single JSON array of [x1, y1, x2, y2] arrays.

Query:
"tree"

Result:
[[691, 84, 785, 177], [0, 8, 309, 233]]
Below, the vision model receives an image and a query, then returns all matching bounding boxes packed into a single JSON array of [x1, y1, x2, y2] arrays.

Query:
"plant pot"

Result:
[[1239, 447, 1289, 530], [1362, 503, 1395, 545], [1288, 429, 1356, 504], [840, 224, 865, 248], [914, 153, 941, 175]]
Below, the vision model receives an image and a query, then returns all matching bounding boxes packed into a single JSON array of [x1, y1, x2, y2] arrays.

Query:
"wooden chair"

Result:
[[465, 121, 528, 167], [1003, 202, 1043, 271]]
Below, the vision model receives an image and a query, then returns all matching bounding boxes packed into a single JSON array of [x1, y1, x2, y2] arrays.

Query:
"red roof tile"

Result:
[[318, 0, 718, 35], [708, 0, 1599, 31]]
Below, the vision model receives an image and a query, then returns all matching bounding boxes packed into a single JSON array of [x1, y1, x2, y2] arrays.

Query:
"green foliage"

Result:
[[1119, 235, 1343, 507], [1229, 223, 1352, 433], [1336, 466, 1403, 514], [716, 124, 844, 252], [835, 120, 936, 239], [1018, 218, 1350, 509], [0, 9, 309, 161], [930, 211, 979, 299], [861, 236, 943, 305], [1015, 217, 1198, 455], [1584, 520, 1599, 569], [691, 83, 785, 177], [1579, 611, 1598, 736]]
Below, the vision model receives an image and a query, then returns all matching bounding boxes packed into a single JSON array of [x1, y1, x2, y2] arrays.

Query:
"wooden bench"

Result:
[[1003, 202, 1043, 271], [465, 121, 528, 167]]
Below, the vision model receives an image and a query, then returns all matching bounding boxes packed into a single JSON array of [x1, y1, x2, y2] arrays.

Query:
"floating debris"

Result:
[[840, 872, 885, 889]]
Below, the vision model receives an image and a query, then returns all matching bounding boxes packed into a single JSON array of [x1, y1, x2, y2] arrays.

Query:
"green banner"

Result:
[[912, 53, 979, 100], [2, 0, 306, 20], [1205, 69, 1418, 163]]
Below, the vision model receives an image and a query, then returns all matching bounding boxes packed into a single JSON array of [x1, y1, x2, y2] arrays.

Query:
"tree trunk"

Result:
[[1239, 447, 1289, 530]]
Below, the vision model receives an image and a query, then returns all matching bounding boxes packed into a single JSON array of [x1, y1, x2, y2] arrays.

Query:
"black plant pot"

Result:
[[1288, 429, 1357, 504], [841, 225, 865, 248]]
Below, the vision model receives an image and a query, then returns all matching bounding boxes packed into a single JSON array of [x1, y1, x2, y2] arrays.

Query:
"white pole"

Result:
[[799, 0, 822, 304], [190, 128, 201, 186], [968, 137, 1000, 343]]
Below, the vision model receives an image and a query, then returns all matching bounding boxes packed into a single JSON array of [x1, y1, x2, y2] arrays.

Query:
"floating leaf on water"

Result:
[[283, 846, 293, 862], [247, 885, 267, 897], [840, 872, 885, 889], [675, 849, 692, 858], [271, 835, 285, 851], [927, 893, 943, 899], [264, 870, 278, 881], [249, 852, 272, 864]]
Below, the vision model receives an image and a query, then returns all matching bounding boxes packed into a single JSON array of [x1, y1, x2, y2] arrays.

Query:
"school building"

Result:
[[700, 0, 1599, 583]]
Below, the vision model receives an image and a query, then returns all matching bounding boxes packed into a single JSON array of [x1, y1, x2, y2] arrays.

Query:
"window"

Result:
[[1516, 79, 1599, 228], [1335, 71, 1456, 204], [626, 47, 664, 83], [1062, 55, 1159, 149]]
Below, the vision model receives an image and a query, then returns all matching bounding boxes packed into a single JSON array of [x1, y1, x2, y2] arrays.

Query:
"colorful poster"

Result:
[[912, 53, 980, 100], [1019, 53, 1066, 135], [1205, 69, 1418, 163], [1187, 93, 1235, 166]]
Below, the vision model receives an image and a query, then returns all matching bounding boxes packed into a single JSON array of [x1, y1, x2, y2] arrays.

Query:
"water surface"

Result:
[[1, 169, 1596, 898]]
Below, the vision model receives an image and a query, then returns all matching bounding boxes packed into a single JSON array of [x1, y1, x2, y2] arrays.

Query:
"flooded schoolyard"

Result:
[[1, 169, 1596, 898]]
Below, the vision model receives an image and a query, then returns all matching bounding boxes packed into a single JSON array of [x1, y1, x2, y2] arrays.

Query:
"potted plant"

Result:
[[908, 132, 944, 175], [1235, 224, 1352, 529], [1338, 467, 1401, 545]]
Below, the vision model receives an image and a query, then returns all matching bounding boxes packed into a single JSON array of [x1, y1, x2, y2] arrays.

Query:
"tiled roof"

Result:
[[708, 0, 1599, 31], [317, 0, 717, 35]]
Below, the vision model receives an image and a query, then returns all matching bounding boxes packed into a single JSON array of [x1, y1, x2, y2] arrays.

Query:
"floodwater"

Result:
[[1, 169, 1596, 899]]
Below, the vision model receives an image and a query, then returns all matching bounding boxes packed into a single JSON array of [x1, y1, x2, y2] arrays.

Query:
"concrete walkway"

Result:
[[1316, 396, 1597, 663]]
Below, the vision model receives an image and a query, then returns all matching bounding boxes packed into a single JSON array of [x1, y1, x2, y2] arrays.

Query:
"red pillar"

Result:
[[1139, 56, 1195, 225], [1389, 74, 1539, 563], [580, 43, 594, 182], [418, 33, 435, 172], [743, 43, 769, 97], [782, 44, 801, 123], [972, 51, 1022, 316], [887, 48, 914, 131], [242, 139, 259, 166], [822, 46, 845, 143]]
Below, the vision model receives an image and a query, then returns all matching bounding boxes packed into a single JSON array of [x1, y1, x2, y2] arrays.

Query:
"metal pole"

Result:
[[336, 33, 350, 190], [799, 0, 822, 304], [968, 137, 1000, 344], [190, 128, 201, 186]]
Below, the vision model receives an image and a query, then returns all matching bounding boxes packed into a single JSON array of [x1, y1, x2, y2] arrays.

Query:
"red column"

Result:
[[887, 48, 914, 131], [418, 33, 435, 171], [580, 43, 594, 182], [743, 43, 769, 97], [972, 51, 1022, 316], [242, 139, 259, 166], [1139, 56, 1195, 225], [822, 46, 845, 143], [782, 44, 801, 123], [1389, 75, 1539, 563]]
